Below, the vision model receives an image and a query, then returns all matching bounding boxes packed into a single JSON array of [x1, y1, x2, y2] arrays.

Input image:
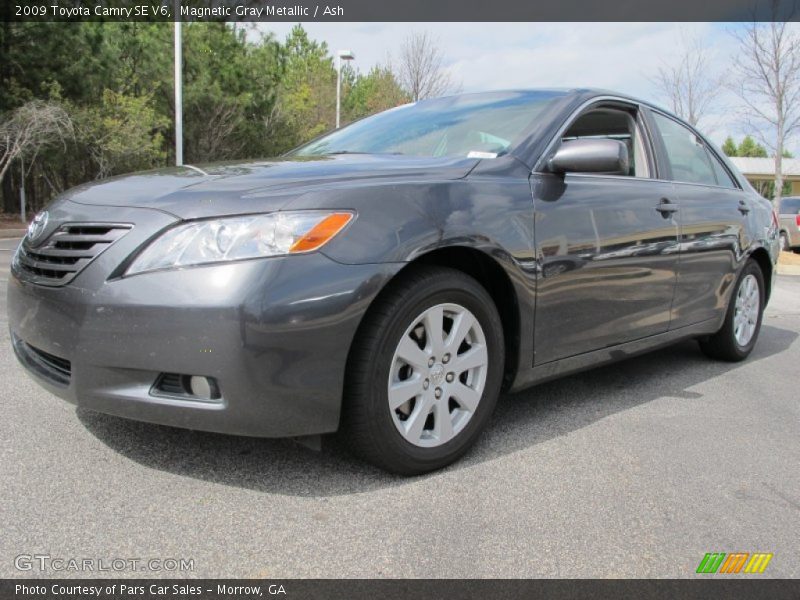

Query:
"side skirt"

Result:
[[509, 318, 721, 393]]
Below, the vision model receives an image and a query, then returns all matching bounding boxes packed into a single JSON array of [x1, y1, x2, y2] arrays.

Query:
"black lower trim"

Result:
[[511, 318, 722, 392], [11, 335, 72, 386]]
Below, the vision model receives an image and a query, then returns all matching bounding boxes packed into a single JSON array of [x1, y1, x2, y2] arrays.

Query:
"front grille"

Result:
[[12, 336, 72, 386], [16, 223, 132, 286]]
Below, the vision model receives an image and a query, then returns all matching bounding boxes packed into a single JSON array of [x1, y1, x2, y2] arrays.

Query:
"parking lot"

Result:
[[1, 235, 798, 578]]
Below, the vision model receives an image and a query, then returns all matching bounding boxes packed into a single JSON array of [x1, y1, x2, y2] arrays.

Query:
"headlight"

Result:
[[126, 211, 354, 275]]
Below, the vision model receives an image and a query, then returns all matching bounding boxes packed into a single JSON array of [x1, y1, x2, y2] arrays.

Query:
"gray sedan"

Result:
[[7, 89, 779, 474]]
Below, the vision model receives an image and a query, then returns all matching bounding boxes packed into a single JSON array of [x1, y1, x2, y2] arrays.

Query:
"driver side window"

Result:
[[562, 106, 651, 178]]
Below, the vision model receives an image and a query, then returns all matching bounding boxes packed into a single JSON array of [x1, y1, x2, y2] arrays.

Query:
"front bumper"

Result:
[[8, 202, 401, 437]]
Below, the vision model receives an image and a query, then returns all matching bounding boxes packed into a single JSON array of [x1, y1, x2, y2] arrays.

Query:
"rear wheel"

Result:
[[699, 260, 765, 362], [342, 266, 504, 475]]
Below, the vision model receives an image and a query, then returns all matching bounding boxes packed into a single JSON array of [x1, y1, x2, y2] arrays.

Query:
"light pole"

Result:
[[174, 16, 183, 166], [336, 49, 355, 129]]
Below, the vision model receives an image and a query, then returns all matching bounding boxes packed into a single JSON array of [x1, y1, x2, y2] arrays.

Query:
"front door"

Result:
[[532, 103, 680, 365]]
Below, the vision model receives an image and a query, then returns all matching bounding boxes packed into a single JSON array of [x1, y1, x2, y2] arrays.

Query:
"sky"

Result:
[[253, 22, 768, 150]]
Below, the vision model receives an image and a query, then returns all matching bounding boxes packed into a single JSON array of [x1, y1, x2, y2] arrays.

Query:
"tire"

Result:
[[342, 265, 505, 475], [780, 231, 790, 251], [699, 260, 765, 362]]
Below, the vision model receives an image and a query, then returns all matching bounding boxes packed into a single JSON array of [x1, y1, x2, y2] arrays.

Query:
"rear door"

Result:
[[646, 109, 750, 328], [531, 100, 680, 365]]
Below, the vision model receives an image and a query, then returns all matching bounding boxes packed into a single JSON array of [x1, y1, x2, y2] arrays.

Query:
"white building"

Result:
[[728, 156, 800, 196]]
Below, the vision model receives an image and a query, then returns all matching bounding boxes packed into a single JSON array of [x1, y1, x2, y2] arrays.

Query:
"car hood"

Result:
[[61, 154, 480, 219]]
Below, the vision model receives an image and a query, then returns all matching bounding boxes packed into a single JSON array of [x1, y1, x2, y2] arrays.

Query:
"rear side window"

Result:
[[652, 112, 735, 188], [781, 198, 800, 213], [706, 150, 738, 188]]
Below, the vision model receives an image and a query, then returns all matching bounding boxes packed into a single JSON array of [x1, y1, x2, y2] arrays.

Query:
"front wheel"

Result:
[[699, 260, 765, 362], [342, 266, 505, 475]]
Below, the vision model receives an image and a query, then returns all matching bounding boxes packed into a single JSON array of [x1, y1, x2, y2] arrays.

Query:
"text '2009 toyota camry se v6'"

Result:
[[8, 90, 779, 474]]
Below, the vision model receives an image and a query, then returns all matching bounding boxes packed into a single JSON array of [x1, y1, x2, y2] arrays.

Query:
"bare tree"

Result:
[[396, 31, 459, 102], [650, 31, 722, 127], [0, 100, 73, 186], [730, 4, 800, 205]]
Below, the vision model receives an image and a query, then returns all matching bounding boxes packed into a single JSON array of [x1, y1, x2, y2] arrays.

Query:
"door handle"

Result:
[[738, 200, 750, 215], [656, 198, 679, 215]]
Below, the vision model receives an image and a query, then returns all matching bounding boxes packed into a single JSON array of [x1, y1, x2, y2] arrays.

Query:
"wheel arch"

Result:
[[346, 245, 523, 392], [748, 246, 774, 302]]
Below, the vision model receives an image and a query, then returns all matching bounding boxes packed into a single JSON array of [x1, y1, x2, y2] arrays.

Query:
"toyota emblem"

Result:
[[27, 211, 49, 244]]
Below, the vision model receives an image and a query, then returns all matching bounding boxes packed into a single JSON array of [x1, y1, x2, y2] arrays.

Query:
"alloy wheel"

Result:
[[387, 303, 488, 448], [733, 274, 760, 347]]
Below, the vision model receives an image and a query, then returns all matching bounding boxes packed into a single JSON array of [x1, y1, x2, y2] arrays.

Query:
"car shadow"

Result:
[[77, 323, 797, 497]]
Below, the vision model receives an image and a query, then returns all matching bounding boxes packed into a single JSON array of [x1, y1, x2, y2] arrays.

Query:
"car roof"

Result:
[[432, 87, 660, 106], [426, 88, 680, 123]]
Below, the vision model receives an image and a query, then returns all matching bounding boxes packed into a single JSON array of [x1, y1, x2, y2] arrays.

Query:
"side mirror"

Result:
[[548, 139, 630, 176]]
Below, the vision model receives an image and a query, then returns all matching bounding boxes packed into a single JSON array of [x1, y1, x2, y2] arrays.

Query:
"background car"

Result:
[[778, 196, 800, 252], [7, 90, 779, 474]]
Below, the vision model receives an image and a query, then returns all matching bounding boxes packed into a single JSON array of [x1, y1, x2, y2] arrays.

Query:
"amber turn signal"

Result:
[[289, 212, 354, 253]]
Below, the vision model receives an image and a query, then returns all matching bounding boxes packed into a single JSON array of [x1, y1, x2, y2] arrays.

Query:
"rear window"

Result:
[[780, 198, 800, 213]]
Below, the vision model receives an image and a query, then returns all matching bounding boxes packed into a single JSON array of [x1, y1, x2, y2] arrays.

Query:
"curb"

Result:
[[777, 264, 800, 276], [0, 229, 25, 239]]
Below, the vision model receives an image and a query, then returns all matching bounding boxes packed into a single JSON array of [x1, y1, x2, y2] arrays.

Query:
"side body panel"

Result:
[[641, 105, 775, 327], [668, 181, 751, 328], [511, 93, 778, 391], [530, 174, 679, 364]]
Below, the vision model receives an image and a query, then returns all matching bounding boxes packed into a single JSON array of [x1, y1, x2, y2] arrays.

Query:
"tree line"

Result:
[[0, 23, 455, 216]]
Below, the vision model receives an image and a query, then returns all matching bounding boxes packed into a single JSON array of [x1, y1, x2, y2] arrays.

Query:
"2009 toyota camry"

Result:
[[8, 89, 779, 474]]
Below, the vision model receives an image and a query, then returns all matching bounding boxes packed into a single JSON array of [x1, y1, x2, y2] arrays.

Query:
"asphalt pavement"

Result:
[[1, 237, 798, 578]]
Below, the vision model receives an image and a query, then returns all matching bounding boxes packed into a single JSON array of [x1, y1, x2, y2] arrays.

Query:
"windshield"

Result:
[[292, 91, 564, 159]]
